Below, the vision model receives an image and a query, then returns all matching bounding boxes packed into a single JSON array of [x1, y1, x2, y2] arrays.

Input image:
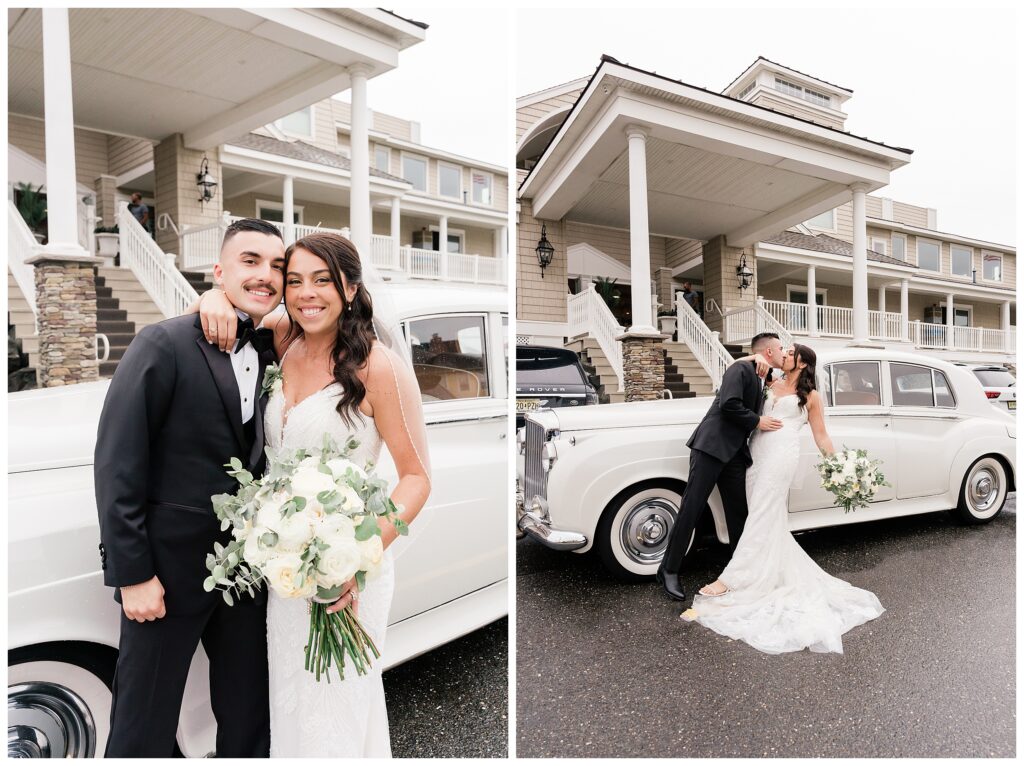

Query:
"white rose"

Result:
[[290, 463, 337, 500], [317, 511, 356, 542], [336, 485, 365, 514], [273, 507, 317, 552], [255, 490, 289, 528], [263, 552, 315, 599], [243, 526, 272, 567], [358, 535, 384, 572], [327, 458, 367, 482], [316, 538, 362, 589]]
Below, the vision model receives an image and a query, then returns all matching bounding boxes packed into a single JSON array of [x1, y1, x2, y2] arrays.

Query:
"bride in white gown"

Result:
[[200, 232, 431, 757], [684, 344, 883, 654]]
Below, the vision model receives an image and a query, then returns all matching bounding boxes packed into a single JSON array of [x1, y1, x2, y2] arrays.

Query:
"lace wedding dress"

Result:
[[688, 392, 884, 654], [264, 379, 394, 757]]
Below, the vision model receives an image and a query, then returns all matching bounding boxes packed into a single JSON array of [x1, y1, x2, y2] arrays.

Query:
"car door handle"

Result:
[[499, 433, 506, 439]]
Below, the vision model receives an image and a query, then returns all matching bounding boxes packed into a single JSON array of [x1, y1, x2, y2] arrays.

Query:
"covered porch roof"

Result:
[[520, 55, 913, 248], [7, 7, 425, 150]]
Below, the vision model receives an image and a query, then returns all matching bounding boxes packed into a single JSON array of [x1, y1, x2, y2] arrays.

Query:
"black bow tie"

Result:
[[235, 318, 274, 355]]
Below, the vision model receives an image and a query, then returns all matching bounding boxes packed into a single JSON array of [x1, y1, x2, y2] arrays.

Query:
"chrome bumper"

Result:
[[516, 486, 587, 551]]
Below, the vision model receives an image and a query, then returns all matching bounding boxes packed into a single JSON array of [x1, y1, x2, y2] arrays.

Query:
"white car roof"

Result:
[[382, 282, 507, 318]]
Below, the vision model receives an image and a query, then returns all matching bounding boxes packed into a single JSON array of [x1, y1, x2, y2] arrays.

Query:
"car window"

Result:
[[832, 362, 881, 406], [408, 315, 490, 402], [973, 369, 1015, 387], [890, 363, 935, 407], [933, 370, 956, 407], [517, 352, 586, 385], [819, 365, 833, 407]]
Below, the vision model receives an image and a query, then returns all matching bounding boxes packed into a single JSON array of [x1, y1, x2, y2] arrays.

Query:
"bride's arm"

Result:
[[187, 289, 289, 354], [732, 352, 770, 377], [363, 346, 432, 550], [806, 390, 835, 455]]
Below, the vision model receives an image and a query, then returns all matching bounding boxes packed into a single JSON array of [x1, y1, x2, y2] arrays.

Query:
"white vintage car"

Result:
[[8, 283, 508, 758], [517, 348, 1015, 581]]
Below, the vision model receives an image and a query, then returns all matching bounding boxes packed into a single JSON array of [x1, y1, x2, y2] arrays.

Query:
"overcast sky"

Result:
[[336, 8, 509, 167], [516, 7, 1016, 246]]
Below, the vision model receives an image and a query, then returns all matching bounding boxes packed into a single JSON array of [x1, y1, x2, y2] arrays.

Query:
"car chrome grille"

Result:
[[524, 419, 547, 504]]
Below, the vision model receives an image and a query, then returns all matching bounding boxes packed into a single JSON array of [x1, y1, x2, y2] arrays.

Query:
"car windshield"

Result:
[[517, 355, 585, 385], [973, 369, 1015, 388]]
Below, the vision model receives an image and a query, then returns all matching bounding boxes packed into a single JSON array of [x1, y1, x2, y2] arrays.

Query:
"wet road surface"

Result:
[[517, 498, 1015, 758]]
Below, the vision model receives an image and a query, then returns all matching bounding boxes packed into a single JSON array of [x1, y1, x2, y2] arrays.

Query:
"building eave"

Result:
[[867, 217, 1015, 254]]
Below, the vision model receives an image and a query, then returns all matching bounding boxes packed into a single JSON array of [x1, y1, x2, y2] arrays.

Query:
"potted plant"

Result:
[[95, 225, 119, 264], [658, 308, 677, 337], [593, 277, 620, 309], [15, 182, 47, 244]]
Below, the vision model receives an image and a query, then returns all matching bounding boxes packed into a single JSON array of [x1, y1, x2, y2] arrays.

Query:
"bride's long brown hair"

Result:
[[791, 343, 818, 409], [283, 233, 376, 428]]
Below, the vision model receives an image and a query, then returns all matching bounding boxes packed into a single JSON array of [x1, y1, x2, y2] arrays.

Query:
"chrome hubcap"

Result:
[[7, 683, 95, 758], [620, 498, 677, 563], [969, 464, 1000, 513]]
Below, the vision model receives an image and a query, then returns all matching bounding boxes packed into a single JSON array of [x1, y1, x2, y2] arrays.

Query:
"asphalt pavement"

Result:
[[517, 497, 1015, 758], [385, 618, 508, 758]]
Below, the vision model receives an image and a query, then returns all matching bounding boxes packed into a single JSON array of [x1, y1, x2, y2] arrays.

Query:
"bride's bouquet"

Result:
[[816, 447, 890, 513], [204, 434, 408, 682]]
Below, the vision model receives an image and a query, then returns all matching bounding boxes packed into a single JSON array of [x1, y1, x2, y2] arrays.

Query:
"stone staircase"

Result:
[[566, 335, 625, 404], [181, 271, 216, 300], [661, 340, 748, 399]]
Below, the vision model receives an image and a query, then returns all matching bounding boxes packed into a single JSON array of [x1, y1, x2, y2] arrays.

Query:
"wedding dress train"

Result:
[[688, 393, 884, 654]]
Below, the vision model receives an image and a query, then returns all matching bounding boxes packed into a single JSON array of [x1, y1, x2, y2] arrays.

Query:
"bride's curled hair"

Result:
[[792, 343, 817, 409], [284, 233, 376, 428]]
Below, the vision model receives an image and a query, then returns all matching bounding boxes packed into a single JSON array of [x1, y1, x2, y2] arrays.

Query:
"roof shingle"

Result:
[[227, 133, 409, 184]]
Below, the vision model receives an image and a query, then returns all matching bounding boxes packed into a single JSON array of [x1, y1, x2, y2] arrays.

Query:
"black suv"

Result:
[[516, 345, 599, 429]]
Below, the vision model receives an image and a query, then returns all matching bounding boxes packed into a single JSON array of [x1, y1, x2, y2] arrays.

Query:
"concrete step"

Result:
[[607, 392, 626, 404], [9, 311, 35, 327], [98, 308, 128, 322], [124, 312, 164, 329]]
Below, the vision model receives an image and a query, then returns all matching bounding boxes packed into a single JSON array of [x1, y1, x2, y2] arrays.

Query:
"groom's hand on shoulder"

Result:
[[120, 575, 166, 622]]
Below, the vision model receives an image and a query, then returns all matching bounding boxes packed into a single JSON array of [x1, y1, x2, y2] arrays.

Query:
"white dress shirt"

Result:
[[231, 309, 260, 423]]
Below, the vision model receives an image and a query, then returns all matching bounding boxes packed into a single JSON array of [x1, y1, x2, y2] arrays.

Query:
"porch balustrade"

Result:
[[675, 290, 732, 391], [567, 286, 624, 389], [8, 200, 40, 325], [118, 202, 198, 319]]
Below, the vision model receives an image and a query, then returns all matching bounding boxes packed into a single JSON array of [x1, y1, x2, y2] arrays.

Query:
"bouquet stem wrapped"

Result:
[[205, 434, 408, 682]]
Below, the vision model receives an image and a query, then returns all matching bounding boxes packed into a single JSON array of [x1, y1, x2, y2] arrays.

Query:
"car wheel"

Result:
[[951, 456, 1008, 524], [596, 483, 690, 582], [7, 651, 113, 758]]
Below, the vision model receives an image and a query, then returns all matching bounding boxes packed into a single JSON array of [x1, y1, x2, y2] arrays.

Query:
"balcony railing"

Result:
[[180, 218, 505, 285], [753, 299, 1015, 354]]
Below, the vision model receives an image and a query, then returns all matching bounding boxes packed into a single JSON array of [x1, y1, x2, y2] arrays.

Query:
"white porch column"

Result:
[[41, 8, 86, 256], [850, 183, 870, 344], [439, 215, 449, 279], [625, 125, 657, 335], [946, 292, 956, 351], [389, 197, 401, 268], [282, 175, 295, 245], [807, 265, 818, 337], [900, 279, 910, 342], [498, 225, 508, 259], [1001, 300, 1012, 353], [348, 63, 372, 259], [877, 286, 886, 315]]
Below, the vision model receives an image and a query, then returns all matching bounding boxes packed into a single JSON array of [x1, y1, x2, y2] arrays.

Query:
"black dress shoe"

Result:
[[656, 566, 687, 601]]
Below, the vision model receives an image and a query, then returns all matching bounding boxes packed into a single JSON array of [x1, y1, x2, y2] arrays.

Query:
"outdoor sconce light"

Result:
[[535, 224, 554, 278], [196, 156, 218, 204], [736, 252, 754, 291]]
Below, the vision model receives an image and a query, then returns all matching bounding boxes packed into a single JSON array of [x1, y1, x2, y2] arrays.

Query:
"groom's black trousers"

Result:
[[105, 596, 270, 758], [662, 448, 750, 573]]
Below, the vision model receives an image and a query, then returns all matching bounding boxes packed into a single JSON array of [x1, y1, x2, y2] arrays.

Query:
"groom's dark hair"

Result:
[[751, 332, 780, 352], [220, 217, 284, 251]]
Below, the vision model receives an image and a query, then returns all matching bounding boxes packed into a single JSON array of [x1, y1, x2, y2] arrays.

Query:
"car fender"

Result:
[[949, 435, 1017, 497], [544, 427, 728, 552]]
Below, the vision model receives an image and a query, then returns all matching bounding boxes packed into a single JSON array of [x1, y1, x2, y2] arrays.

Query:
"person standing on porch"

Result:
[[681, 281, 701, 317], [128, 192, 151, 234]]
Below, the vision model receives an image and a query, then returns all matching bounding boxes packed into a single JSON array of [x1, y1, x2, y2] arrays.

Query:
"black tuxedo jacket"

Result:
[[686, 360, 765, 467], [95, 315, 274, 614]]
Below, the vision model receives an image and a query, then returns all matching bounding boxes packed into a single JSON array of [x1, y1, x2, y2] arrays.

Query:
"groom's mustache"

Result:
[[242, 281, 279, 296]]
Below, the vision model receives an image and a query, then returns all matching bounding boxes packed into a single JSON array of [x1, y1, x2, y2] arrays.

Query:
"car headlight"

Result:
[[516, 426, 526, 455], [541, 440, 557, 472], [585, 391, 599, 406]]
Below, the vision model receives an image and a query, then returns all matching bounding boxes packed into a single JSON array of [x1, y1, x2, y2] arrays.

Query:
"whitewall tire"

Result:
[[596, 483, 691, 582], [952, 456, 1009, 524]]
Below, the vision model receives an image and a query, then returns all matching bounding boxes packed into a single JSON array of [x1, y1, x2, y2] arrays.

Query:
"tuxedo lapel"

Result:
[[248, 348, 278, 471], [196, 337, 246, 452]]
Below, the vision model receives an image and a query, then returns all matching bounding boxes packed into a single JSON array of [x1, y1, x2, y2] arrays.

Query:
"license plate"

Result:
[[1008, 400, 1016, 410], [517, 399, 541, 412]]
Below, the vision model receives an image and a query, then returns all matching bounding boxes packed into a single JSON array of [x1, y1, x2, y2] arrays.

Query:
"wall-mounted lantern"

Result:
[[196, 156, 218, 204], [736, 252, 754, 291], [535, 223, 554, 278]]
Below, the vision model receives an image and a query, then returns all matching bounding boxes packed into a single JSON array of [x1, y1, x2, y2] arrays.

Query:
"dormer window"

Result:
[[737, 81, 755, 100], [774, 77, 831, 108]]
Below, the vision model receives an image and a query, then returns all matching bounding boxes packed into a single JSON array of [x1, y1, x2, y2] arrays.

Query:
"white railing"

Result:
[[675, 290, 733, 391], [567, 285, 624, 389], [817, 305, 854, 337], [762, 298, 807, 333], [8, 200, 40, 325], [78, 197, 97, 258], [118, 202, 198, 318], [721, 298, 794, 348], [911, 321, 948, 349], [181, 215, 231, 271], [371, 234, 398, 270], [868, 310, 903, 341]]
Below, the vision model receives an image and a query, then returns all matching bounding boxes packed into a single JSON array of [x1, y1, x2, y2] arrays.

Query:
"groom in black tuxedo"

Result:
[[95, 218, 285, 756], [657, 332, 785, 601]]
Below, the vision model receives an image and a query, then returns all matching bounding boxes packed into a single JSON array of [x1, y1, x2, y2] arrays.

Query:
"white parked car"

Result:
[[517, 349, 1015, 581], [955, 363, 1016, 413], [8, 284, 508, 758]]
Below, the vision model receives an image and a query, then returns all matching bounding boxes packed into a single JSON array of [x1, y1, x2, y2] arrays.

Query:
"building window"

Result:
[[471, 170, 493, 206], [870, 237, 888, 257], [375, 146, 390, 173], [438, 162, 462, 200], [275, 106, 313, 139], [803, 87, 831, 107], [916, 238, 940, 272], [982, 251, 1003, 282], [805, 209, 835, 231], [951, 245, 973, 278], [891, 234, 906, 261], [737, 81, 755, 100], [774, 77, 832, 108], [775, 77, 803, 98], [402, 154, 428, 192], [256, 200, 302, 225], [413, 228, 465, 253]]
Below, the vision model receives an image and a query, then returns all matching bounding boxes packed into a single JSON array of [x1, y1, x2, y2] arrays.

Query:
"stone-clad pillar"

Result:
[[27, 253, 103, 386], [620, 336, 665, 402]]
